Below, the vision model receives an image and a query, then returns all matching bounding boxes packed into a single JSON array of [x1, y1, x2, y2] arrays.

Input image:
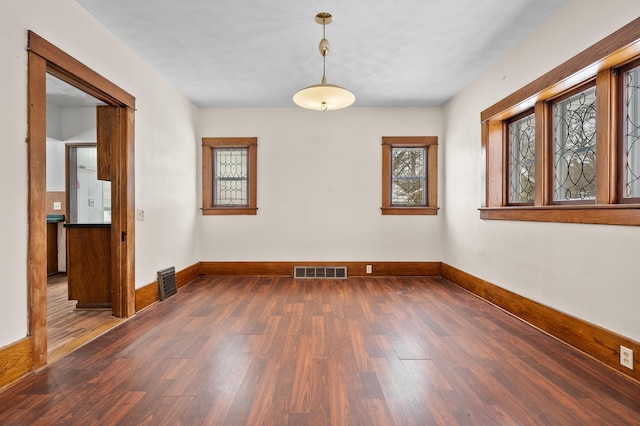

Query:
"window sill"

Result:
[[381, 207, 439, 215], [202, 207, 257, 216], [480, 205, 640, 225]]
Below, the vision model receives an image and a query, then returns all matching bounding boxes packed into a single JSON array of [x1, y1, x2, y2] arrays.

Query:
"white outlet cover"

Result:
[[136, 208, 144, 221], [53, 201, 62, 210], [620, 345, 634, 370]]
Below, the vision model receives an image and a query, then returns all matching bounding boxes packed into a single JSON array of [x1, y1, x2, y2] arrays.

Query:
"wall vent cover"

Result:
[[294, 266, 347, 279], [158, 267, 177, 301]]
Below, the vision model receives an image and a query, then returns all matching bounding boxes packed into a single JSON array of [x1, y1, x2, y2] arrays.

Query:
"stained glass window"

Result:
[[508, 113, 535, 204], [624, 65, 640, 199], [214, 148, 249, 206], [391, 147, 427, 206], [202, 137, 257, 215], [552, 86, 597, 201]]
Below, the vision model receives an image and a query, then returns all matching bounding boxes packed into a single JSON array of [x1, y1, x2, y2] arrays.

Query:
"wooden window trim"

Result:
[[202, 137, 257, 215], [381, 136, 438, 215], [480, 17, 640, 226]]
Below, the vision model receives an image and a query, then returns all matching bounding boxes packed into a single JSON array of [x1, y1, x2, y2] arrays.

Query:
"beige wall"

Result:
[[198, 107, 444, 262]]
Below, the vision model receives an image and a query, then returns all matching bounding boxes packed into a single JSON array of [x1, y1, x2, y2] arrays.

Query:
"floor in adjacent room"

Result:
[[47, 273, 125, 363]]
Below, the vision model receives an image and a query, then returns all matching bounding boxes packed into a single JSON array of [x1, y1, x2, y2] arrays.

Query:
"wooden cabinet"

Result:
[[47, 222, 58, 275], [46, 214, 65, 275], [65, 224, 111, 309]]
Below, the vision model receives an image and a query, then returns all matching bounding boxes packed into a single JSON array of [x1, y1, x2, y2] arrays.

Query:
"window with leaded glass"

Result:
[[551, 84, 597, 202], [480, 21, 640, 226], [507, 112, 535, 204], [202, 137, 257, 215], [391, 147, 426, 206], [622, 61, 640, 202], [381, 136, 438, 215], [214, 148, 248, 206]]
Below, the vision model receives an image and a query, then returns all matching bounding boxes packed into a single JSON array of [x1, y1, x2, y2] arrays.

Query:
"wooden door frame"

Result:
[[27, 32, 136, 368]]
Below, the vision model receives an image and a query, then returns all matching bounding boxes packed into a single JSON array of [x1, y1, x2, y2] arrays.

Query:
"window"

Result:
[[507, 111, 536, 205], [551, 83, 597, 203], [621, 59, 640, 203], [480, 17, 640, 226], [202, 137, 257, 215], [381, 136, 438, 215]]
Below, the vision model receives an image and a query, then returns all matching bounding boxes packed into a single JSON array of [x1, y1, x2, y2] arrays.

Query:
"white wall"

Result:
[[46, 139, 65, 192], [61, 107, 96, 142], [443, 0, 640, 341], [46, 106, 97, 191], [0, 0, 199, 349], [198, 108, 443, 262], [134, 71, 200, 285], [46, 102, 62, 141]]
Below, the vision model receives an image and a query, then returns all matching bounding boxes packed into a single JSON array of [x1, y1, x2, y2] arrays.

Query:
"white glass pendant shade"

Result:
[[293, 12, 355, 111], [293, 82, 355, 111]]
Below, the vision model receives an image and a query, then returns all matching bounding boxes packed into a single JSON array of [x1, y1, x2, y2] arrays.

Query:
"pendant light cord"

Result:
[[322, 17, 327, 83]]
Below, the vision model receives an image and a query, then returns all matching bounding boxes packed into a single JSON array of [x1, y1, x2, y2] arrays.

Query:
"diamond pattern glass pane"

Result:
[[508, 113, 535, 203], [624, 65, 640, 199], [391, 147, 426, 206], [553, 86, 597, 201], [214, 148, 248, 206]]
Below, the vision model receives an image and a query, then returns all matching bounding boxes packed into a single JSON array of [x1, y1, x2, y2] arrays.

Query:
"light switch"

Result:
[[53, 202, 62, 210]]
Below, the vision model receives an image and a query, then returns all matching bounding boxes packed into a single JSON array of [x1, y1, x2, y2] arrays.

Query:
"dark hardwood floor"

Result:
[[3, 276, 639, 424]]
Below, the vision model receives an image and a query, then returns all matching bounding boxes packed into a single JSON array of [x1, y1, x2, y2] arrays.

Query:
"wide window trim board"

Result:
[[480, 17, 640, 226], [202, 137, 257, 215], [381, 136, 438, 215]]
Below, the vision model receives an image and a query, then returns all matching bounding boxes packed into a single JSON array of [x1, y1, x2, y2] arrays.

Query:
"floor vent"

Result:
[[294, 266, 347, 279], [158, 267, 177, 301]]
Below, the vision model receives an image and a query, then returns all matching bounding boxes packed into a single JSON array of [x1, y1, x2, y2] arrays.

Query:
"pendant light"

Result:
[[293, 12, 355, 111]]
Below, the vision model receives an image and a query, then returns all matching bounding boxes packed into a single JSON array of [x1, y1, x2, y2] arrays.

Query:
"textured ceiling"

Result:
[[46, 73, 105, 108], [75, 0, 567, 108]]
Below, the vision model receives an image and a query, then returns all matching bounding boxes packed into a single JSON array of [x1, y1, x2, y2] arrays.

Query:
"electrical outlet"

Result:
[[53, 201, 62, 210], [620, 345, 634, 370], [366, 265, 372, 274], [136, 208, 145, 221]]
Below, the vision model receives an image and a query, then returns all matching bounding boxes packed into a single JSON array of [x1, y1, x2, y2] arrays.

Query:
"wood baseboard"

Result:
[[199, 261, 442, 277], [135, 263, 200, 312], [136, 261, 440, 311], [0, 338, 34, 390], [442, 263, 640, 382]]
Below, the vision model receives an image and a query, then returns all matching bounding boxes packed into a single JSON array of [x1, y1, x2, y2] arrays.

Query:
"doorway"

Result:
[[28, 32, 136, 368], [44, 76, 119, 360]]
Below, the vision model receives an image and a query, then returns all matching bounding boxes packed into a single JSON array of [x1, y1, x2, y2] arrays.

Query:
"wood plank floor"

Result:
[[3, 276, 639, 424], [47, 274, 129, 363], [47, 274, 126, 363]]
